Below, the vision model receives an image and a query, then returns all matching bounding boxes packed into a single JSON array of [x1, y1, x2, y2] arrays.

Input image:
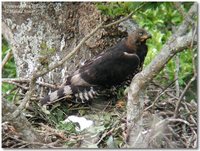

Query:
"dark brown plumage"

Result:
[[40, 28, 151, 105]]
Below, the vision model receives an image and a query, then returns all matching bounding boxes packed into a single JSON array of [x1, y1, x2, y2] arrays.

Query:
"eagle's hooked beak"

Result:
[[146, 33, 152, 39], [140, 33, 152, 42]]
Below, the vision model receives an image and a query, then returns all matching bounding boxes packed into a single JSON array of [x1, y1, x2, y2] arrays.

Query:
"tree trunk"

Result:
[[2, 2, 127, 81]]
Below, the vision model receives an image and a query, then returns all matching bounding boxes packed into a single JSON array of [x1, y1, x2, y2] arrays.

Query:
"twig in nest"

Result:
[[145, 79, 178, 111], [167, 118, 191, 126]]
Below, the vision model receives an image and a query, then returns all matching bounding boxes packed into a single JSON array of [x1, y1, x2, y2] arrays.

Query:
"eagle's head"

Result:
[[126, 28, 152, 49]]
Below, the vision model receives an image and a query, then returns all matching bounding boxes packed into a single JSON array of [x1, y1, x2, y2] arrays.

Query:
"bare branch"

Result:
[[126, 3, 197, 147], [2, 78, 58, 89], [173, 2, 195, 26], [2, 80, 28, 90], [11, 75, 37, 119], [2, 49, 12, 69], [174, 55, 180, 97], [103, 2, 146, 28]]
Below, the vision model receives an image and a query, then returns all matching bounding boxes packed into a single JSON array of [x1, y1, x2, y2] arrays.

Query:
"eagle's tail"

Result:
[[40, 85, 73, 105]]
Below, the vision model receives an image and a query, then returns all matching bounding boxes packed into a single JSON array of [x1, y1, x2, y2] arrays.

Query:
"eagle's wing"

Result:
[[70, 50, 140, 87]]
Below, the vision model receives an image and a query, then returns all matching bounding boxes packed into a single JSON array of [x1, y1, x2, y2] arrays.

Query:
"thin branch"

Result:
[[2, 49, 12, 69], [174, 54, 180, 97], [2, 78, 58, 89], [167, 118, 191, 126], [145, 79, 177, 111], [103, 2, 146, 28], [11, 75, 37, 119], [174, 74, 196, 118], [2, 80, 28, 90], [173, 2, 195, 26], [190, 25, 197, 76]]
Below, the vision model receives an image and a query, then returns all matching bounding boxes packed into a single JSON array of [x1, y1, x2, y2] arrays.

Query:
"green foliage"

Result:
[[2, 37, 17, 78], [47, 103, 68, 125], [2, 37, 17, 101], [97, 2, 194, 87], [2, 83, 16, 101], [96, 2, 143, 17], [57, 121, 77, 133]]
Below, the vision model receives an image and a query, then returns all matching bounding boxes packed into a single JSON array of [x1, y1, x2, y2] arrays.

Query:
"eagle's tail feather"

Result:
[[40, 85, 73, 105]]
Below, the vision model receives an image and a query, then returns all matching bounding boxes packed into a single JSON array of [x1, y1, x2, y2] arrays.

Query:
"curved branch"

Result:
[[126, 3, 197, 147]]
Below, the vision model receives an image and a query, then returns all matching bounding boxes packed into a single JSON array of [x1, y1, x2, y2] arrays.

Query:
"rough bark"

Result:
[[126, 3, 197, 148], [2, 98, 42, 147], [3, 2, 124, 80]]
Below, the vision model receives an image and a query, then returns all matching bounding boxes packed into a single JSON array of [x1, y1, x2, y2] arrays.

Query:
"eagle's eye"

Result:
[[138, 32, 143, 36]]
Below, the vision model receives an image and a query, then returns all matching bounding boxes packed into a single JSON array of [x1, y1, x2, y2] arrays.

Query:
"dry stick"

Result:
[[173, 75, 196, 118], [2, 78, 58, 89], [174, 54, 180, 97], [2, 78, 30, 83], [2, 49, 12, 69], [145, 79, 178, 111], [103, 2, 146, 28], [2, 80, 28, 90], [11, 74, 37, 119]]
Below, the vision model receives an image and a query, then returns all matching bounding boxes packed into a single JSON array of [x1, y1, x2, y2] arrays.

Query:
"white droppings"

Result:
[[64, 115, 93, 131]]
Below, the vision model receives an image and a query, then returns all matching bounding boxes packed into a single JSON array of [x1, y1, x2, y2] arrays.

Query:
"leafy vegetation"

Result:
[[2, 37, 17, 101], [2, 37, 17, 78]]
